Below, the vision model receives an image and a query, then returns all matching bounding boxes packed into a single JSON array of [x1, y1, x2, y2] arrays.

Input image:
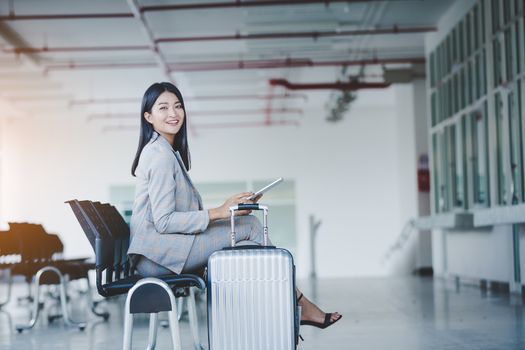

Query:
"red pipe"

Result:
[[45, 57, 425, 73], [142, 0, 388, 12], [44, 62, 157, 74], [192, 108, 303, 116], [192, 120, 300, 129], [269, 78, 391, 90], [2, 26, 435, 55], [0, 13, 132, 21], [88, 108, 302, 120], [102, 119, 299, 132], [0, 1, 410, 21], [69, 93, 307, 106], [156, 26, 436, 44], [3, 45, 150, 54]]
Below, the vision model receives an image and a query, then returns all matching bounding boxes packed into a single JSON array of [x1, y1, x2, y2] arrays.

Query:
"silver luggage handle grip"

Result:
[[229, 204, 269, 247]]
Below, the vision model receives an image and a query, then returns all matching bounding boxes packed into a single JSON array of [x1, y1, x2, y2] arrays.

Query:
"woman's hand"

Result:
[[208, 192, 255, 221]]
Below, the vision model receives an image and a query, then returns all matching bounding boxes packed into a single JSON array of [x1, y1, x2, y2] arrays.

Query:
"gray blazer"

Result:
[[128, 132, 209, 274]]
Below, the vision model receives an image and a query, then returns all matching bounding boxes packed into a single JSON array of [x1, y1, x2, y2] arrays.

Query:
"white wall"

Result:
[[0, 84, 422, 279]]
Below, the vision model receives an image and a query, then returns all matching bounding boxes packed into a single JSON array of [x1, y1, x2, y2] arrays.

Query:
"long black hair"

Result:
[[131, 82, 191, 176]]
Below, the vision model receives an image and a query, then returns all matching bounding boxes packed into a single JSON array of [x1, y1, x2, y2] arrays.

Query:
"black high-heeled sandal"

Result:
[[297, 293, 343, 329]]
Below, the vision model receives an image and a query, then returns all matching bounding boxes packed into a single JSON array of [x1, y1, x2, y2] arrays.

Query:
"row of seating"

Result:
[[0, 201, 206, 349], [0, 222, 105, 331], [66, 199, 206, 350]]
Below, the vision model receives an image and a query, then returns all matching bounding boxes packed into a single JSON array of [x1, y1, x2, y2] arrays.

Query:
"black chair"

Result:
[[0, 229, 21, 309], [67, 199, 206, 350], [6, 222, 104, 332]]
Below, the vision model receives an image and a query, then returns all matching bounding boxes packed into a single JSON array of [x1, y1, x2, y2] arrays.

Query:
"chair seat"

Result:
[[101, 273, 205, 297], [10, 259, 95, 283]]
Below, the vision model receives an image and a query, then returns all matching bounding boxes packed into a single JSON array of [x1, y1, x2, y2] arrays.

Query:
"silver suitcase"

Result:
[[207, 204, 298, 350]]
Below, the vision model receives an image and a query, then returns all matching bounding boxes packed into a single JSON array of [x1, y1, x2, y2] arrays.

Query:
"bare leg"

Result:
[[296, 288, 341, 326]]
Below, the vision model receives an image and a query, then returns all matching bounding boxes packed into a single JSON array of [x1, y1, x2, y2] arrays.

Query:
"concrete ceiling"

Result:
[[0, 0, 455, 131]]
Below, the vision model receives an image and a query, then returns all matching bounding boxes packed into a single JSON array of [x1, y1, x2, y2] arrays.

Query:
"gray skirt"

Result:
[[135, 214, 270, 276]]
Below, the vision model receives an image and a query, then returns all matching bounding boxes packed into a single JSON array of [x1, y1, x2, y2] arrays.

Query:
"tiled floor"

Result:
[[0, 276, 524, 349]]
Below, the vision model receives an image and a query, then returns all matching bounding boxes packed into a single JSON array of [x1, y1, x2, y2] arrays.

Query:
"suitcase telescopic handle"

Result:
[[229, 204, 269, 247]]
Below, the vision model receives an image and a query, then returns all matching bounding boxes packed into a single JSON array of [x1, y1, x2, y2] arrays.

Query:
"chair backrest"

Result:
[[0, 230, 21, 264], [92, 202, 131, 278], [66, 199, 133, 296], [65, 200, 97, 251], [31, 224, 64, 260], [8, 222, 48, 262], [66, 199, 116, 292]]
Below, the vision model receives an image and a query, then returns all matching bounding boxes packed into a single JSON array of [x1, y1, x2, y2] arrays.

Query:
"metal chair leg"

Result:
[[85, 275, 110, 320], [146, 313, 159, 350], [123, 278, 181, 350], [122, 309, 134, 350], [187, 288, 204, 350], [0, 269, 12, 308], [15, 266, 86, 332], [59, 274, 87, 330], [167, 305, 182, 350], [177, 295, 186, 321], [15, 274, 42, 333]]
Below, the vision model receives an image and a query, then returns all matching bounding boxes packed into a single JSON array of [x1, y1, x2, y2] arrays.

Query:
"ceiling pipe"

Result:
[[3, 45, 150, 54], [192, 120, 300, 129], [156, 26, 436, 44], [126, 0, 172, 81], [45, 57, 425, 73], [141, 0, 405, 12], [269, 78, 390, 90], [2, 26, 435, 55], [69, 93, 307, 106], [88, 108, 303, 121], [102, 119, 299, 132], [0, 0, 417, 21]]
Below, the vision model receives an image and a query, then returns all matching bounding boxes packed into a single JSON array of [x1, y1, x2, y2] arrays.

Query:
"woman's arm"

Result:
[[208, 192, 256, 221], [147, 152, 210, 234]]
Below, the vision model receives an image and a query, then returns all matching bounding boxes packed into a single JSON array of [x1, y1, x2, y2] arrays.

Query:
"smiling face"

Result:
[[144, 91, 185, 145]]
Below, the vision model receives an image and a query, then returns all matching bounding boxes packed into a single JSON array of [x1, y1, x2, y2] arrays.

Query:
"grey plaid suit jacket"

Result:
[[128, 132, 209, 274]]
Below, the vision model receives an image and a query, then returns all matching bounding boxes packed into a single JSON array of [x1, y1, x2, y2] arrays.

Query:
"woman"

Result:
[[128, 82, 341, 329]]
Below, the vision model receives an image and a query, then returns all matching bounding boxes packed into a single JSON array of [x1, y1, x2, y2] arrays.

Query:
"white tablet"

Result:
[[247, 178, 283, 200]]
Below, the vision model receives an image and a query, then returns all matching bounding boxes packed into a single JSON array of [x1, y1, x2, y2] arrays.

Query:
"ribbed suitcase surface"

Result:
[[207, 248, 296, 350]]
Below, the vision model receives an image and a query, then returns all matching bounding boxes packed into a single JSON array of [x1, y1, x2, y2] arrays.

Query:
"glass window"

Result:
[[459, 69, 465, 110], [517, 0, 524, 14], [504, 28, 515, 81], [439, 130, 450, 211], [431, 92, 438, 126], [508, 84, 523, 204], [448, 79, 454, 117], [470, 103, 490, 207], [432, 130, 450, 212], [458, 23, 465, 62], [479, 50, 487, 97], [472, 6, 480, 50], [436, 47, 441, 82], [470, 60, 477, 103], [516, 18, 525, 73], [430, 52, 436, 87], [450, 26, 458, 65], [479, 0, 486, 44], [492, 0, 501, 35], [446, 126, 456, 210], [453, 74, 459, 114], [454, 119, 467, 209], [503, 0, 512, 23], [493, 37, 503, 87], [464, 65, 471, 105], [432, 134, 441, 212], [495, 92, 508, 205], [466, 14, 472, 57]]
